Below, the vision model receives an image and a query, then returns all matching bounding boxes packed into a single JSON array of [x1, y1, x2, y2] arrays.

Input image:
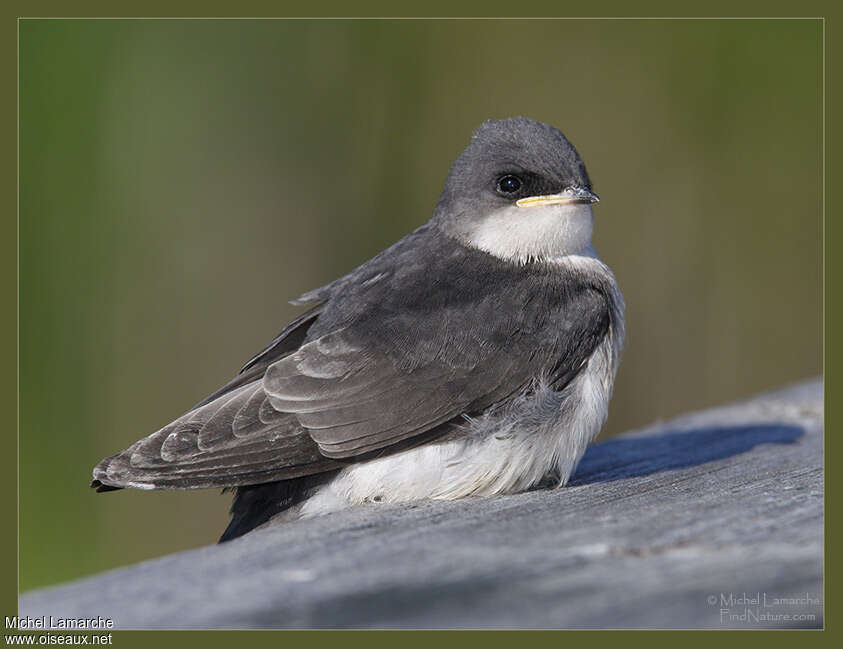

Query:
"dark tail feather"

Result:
[[219, 472, 338, 543], [90, 479, 123, 493]]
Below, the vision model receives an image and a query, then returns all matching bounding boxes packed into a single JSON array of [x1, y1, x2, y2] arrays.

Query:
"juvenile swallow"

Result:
[[92, 117, 625, 542]]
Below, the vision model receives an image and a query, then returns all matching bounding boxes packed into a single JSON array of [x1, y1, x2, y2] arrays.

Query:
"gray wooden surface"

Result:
[[20, 379, 823, 629]]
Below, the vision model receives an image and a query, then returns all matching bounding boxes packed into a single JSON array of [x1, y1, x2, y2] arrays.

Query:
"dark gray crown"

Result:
[[433, 117, 592, 225]]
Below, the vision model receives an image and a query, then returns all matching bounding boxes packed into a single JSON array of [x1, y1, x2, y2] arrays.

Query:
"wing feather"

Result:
[[92, 381, 340, 490], [259, 247, 613, 459]]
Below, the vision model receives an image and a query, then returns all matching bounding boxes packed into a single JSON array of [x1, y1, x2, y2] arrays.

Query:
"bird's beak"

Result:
[[516, 186, 600, 208]]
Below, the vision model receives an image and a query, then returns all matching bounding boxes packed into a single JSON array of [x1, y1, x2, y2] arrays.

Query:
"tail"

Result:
[[219, 472, 338, 543]]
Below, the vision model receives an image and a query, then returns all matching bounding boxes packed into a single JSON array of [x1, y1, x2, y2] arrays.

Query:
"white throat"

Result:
[[462, 203, 596, 263]]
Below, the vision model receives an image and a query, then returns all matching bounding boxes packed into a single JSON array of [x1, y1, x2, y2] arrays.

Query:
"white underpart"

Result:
[[465, 202, 596, 263], [299, 254, 625, 518]]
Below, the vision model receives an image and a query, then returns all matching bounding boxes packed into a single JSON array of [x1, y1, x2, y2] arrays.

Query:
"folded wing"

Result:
[[92, 233, 611, 491]]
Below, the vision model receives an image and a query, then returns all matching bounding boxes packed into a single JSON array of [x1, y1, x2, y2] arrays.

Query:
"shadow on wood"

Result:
[[572, 423, 804, 485]]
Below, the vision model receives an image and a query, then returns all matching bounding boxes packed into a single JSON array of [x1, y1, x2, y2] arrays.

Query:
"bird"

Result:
[[91, 117, 625, 543]]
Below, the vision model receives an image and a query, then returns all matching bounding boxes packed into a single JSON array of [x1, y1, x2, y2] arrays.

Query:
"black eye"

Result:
[[497, 175, 522, 194]]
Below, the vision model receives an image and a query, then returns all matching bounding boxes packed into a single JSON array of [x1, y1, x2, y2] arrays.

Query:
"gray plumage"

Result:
[[91, 117, 625, 543]]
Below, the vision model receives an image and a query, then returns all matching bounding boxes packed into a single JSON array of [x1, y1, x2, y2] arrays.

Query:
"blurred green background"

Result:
[[19, 19, 821, 592]]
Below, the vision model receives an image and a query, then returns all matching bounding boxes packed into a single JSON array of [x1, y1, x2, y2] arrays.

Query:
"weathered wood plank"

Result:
[[19, 379, 823, 628]]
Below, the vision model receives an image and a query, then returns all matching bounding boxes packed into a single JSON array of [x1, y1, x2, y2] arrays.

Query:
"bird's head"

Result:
[[434, 117, 598, 264]]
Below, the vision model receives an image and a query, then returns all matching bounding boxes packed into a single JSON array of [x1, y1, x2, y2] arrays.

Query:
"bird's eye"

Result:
[[496, 175, 522, 194]]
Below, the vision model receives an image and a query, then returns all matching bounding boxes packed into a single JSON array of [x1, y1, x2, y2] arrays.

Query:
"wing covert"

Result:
[[263, 245, 612, 459]]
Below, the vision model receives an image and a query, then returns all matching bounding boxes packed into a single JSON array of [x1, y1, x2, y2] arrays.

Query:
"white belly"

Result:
[[299, 328, 620, 517]]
